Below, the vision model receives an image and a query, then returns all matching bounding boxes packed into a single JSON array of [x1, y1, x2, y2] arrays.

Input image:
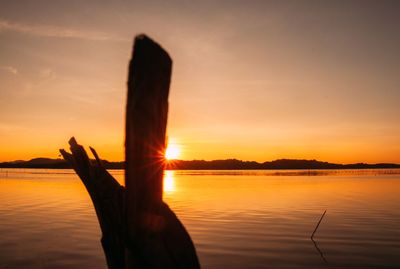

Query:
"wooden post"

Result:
[[60, 34, 200, 269], [125, 34, 171, 248]]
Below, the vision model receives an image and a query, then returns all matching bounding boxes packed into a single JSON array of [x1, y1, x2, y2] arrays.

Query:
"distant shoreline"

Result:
[[1, 158, 399, 170]]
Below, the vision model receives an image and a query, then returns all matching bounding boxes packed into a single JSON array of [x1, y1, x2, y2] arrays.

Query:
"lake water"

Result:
[[0, 168, 399, 269]]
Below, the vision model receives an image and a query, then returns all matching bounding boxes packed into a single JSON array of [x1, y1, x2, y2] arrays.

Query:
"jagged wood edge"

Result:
[[60, 137, 125, 269]]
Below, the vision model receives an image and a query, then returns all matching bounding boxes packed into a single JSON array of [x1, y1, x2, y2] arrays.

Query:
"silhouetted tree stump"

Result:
[[60, 35, 200, 269]]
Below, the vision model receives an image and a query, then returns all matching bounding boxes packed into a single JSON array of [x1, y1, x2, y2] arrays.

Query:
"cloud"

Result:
[[0, 19, 128, 42], [39, 68, 56, 79], [0, 66, 18, 75], [0, 123, 27, 132]]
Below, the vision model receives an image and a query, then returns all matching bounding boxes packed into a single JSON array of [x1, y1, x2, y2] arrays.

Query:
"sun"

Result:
[[165, 143, 180, 160]]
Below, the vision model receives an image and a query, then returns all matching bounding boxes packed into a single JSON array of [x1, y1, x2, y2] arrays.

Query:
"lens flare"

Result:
[[165, 143, 180, 160]]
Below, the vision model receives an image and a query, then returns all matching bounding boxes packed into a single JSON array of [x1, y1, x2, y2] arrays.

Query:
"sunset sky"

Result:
[[0, 1, 399, 163]]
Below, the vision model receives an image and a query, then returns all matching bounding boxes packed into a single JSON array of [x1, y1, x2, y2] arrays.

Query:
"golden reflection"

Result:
[[163, 170, 176, 193]]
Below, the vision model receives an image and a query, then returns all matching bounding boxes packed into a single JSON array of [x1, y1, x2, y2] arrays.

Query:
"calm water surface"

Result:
[[0, 169, 399, 269]]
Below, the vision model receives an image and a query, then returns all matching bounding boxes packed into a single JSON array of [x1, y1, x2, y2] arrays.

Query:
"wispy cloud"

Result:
[[39, 68, 56, 80], [0, 19, 128, 42], [0, 65, 18, 75]]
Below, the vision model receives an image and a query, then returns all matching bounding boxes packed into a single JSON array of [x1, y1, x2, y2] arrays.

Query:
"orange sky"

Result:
[[0, 1, 399, 163]]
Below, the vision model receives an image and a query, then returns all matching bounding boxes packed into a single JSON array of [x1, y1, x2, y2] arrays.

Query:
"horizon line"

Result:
[[1, 156, 400, 166]]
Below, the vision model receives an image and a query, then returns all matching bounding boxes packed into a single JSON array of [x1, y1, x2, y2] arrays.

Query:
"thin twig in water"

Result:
[[311, 210, 327, 239], [310, 210, 328, 263]]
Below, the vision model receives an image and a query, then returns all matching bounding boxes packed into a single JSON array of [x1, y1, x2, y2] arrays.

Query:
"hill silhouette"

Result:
[[0, 158, 399, 170]]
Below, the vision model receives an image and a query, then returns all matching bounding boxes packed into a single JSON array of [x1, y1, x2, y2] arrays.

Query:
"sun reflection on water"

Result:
[[163, 170, 175, 193]]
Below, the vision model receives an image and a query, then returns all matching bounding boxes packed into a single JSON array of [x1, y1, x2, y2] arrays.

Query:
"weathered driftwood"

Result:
[[60, 138, 125, 268], [60, 35, 200, 269]]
